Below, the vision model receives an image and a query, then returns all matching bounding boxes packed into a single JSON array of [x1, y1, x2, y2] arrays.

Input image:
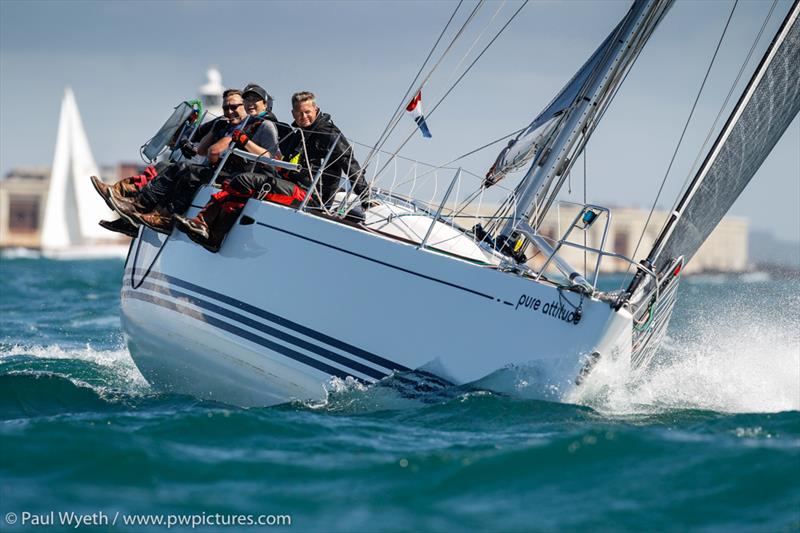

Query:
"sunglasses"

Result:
[[222, 103, 243, 112]]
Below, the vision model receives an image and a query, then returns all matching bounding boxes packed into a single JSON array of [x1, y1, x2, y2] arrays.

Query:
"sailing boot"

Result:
[[136, 205, 175, 235], [175, 202, 221, 242], [109, 189, 153, 228], [174, 201, 242, 253], [90, 176, 139, 210], [98, 218, 139, 238]]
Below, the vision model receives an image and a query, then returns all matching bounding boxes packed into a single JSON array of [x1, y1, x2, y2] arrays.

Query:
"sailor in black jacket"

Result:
[[280, 91, 368, 208]]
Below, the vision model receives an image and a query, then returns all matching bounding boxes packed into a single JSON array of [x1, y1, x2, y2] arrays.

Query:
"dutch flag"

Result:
[[406, 91, 432, 138]]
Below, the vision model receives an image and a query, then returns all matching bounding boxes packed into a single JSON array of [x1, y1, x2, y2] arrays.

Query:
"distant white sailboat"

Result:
[[40, 88, 128, 259]]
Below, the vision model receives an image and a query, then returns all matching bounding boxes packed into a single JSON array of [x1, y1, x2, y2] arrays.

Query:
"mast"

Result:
[[625, 0, 800, 299], [498, 0, 673, 243]]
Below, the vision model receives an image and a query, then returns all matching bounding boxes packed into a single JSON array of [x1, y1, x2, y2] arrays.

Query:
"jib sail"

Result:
[[642, 2, 800, 280]]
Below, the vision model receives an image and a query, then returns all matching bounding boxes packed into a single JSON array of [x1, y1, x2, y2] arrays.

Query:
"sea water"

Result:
[[1, 257, 798, 532]]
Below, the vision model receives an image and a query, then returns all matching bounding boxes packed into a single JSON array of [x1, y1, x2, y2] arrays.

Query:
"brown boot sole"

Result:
[[183, 224, 220, 252], [174, 216, 220, 252], [109, 191, 144, 228], [99, 219, 139, 238], [174, 215, 210, 240]]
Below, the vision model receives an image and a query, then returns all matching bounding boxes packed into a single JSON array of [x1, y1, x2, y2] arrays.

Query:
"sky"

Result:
[[1, 0, 798, 242]]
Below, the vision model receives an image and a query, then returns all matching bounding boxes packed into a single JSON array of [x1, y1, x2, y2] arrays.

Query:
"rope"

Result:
[[621, 0, 740, 286], [677, 0, 779, 209], [371, 1, 529, 186], [445, 0, 507, 84], [363, 1, 485, 171], [363, 1, 462, 172], [129, 230, 171, 291]]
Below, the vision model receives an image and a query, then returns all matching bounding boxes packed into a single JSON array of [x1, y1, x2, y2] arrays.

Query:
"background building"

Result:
[[0, 167, 50, 249], [0, 163, 144, 249], [534, 204, 748, 274], [1, 172, 752, 274]]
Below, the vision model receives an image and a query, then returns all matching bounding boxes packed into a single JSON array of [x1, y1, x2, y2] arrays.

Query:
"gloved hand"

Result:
[[178, 139, 197, 158], [231, 129, 249, 148]]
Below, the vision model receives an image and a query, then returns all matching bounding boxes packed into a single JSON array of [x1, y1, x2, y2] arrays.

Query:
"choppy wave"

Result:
[[0, 343, 151, 418], [1, 386, 797, 532]]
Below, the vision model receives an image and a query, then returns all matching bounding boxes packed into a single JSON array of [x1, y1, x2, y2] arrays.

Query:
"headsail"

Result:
[[639, 1, 800, 280]]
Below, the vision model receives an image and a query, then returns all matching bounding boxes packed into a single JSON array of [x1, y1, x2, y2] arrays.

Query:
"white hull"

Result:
[[121, 188, 633, 407]]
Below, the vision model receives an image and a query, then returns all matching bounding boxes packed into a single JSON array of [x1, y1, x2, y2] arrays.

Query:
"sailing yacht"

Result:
[[41, 88, 128, 258], [118, 0, 799, 407]]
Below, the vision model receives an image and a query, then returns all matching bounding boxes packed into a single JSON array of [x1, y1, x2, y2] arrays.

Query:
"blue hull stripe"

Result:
[[131, 280, 388, 380], [256, 222, 495, 301], [125, 268, 411, 373], [123, 290, 372, 382]]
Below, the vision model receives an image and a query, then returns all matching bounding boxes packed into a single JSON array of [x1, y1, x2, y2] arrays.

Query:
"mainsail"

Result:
[[495, 0, 674, 242], [485, 21, 625, 186], [642, 1, 800, 278], [40, 88, 116, 250]]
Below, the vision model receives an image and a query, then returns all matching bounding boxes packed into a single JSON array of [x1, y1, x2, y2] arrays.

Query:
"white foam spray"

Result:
[[569, 295, 800, 415], [0, 343, 151, 396]]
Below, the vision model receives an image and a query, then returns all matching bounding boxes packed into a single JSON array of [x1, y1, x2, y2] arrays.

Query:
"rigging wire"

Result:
[[370, 0, 530, 187], [353, 126, 524, 170], [583, 140, 587, 277], [364, 1, 486, 171], [674, 0, 779, 207], [363, 1, 462, 172], [620, 0, 741, 287], [369, 126, 525, 194], [445, 1, 507, 84]]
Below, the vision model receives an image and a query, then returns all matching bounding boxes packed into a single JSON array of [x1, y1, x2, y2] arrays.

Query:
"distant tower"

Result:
[[199, 67, 224, 120]]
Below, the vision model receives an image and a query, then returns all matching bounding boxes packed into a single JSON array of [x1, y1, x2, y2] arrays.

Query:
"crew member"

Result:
[[174, 91, 368, 253], [108, 89, 278, 233]]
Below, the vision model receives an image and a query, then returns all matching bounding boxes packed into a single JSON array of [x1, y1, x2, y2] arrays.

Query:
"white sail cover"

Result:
[[41, 88, 115, 249], [485, 21, 622, 186]]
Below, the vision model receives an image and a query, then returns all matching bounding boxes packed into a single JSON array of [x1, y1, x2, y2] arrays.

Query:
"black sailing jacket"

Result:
[[280, 112, 366, 205]]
